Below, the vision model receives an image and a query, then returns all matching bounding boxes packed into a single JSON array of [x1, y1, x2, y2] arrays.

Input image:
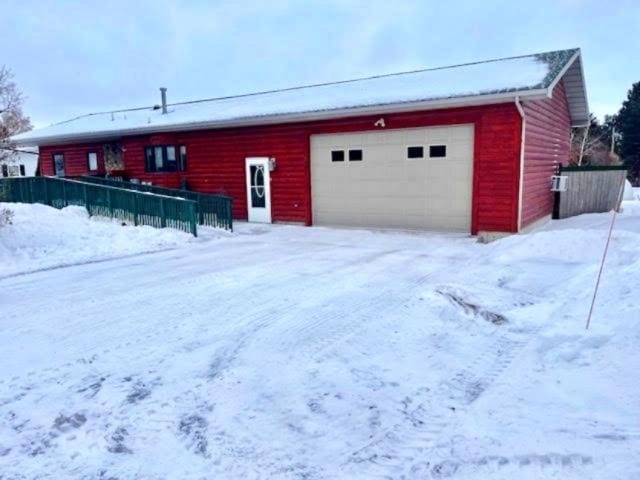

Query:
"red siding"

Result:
[[39, 103, 523, 233], [521, 81, 571, 227], [40, 142, 106, 177]]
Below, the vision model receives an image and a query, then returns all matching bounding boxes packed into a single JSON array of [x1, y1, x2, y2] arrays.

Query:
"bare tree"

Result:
[[0, 66, 31, 226], [570, 115, 620, 166], [0, 66, 32, 163]]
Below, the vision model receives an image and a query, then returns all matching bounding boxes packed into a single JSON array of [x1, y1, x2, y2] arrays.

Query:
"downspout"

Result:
[[515, 96, 526, 232]]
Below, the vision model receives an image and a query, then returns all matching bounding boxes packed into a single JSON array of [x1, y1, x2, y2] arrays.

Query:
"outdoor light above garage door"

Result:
[[269, 157, 277, 171]]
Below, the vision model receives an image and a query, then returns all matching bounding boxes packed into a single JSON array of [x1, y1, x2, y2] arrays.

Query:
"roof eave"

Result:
[[545, 49, 590, 126], [12, 89, 549, 147]]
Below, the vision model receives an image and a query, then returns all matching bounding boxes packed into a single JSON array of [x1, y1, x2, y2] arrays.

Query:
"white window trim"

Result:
[[428, 143, 448, 159], [330, 149, 346, 163], [406, 145, 426, 160], [347, 147, 364, 163]]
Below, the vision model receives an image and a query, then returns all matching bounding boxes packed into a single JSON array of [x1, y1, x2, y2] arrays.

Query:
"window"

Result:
[[407, 146, 424, 159], [331, 150, 345, 162], [348, 149, 363, 161], [19, 164, 26, 176], [53, 153, 65, 176], [429, 145, 447, 158], [154, 146, 163, 170], [166, 146, 177, 171], [1, 165, 7, 178], [179, 145, 187, 171], [145, 145, 187, 172], [87, 152, 98, 171]]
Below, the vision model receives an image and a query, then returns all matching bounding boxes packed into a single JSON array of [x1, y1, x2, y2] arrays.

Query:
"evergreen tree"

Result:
[[617, 82, 640, 165]]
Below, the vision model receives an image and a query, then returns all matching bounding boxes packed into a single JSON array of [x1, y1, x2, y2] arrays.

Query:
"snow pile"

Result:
[[0, 200, 638, 479], [0, 202, 224, 277]]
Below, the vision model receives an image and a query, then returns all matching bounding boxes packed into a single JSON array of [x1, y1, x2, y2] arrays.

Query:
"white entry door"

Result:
[[245, 157, 271, 223]]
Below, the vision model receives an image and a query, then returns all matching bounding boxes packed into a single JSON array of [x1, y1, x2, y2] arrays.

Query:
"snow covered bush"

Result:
[[0, 206, 13, 227], [0, 182, 13, 227]]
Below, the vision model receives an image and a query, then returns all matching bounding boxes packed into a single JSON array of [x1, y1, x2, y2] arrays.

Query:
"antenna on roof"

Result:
[[160, 87, 168, 114]]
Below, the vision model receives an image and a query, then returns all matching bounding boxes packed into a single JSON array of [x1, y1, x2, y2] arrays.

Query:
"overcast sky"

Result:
[[3, 0, 639, 128]]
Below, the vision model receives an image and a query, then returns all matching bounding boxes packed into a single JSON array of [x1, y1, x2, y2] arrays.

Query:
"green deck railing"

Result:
[[0, 177, 198, 236], [77, 176, 233, 231]]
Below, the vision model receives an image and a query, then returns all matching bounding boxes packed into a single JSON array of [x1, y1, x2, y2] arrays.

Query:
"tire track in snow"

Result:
[[261, 264, 440, 364], [344, 323, 542, 479]]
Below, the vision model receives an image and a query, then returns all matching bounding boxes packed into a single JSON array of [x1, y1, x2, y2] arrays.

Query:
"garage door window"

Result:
[[429, 145, 447, 158], [331, 150, 345, 162], [348, 149, 363, 161], [407, 146, 424, 159]]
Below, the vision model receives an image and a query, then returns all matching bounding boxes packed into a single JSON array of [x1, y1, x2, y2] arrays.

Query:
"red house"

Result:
[[13, 48, 589, 236]]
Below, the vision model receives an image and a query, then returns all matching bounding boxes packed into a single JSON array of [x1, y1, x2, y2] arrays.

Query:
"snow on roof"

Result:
[[13, 49, 583, 146]]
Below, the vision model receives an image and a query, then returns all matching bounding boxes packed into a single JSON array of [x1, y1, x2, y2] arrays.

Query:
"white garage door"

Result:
[[311, 124, 474, 231]]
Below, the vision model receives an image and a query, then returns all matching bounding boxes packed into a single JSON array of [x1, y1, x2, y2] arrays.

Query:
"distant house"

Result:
[[1, 147, 39, 178], [11, 48, 589, 235]]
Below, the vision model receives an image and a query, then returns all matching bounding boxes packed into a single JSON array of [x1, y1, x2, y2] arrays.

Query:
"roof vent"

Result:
[[160, 87, 168, 114]]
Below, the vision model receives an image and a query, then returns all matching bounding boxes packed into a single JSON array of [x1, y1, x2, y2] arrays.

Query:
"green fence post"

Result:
[[43, 179, 50, 206], [83, 183, 89, 212], [61, 180, 67, 207], [191, 202, 198, 237], [160, 197, 166, 228], [133, 193, 138, 226], [107, 188, 113, 218]]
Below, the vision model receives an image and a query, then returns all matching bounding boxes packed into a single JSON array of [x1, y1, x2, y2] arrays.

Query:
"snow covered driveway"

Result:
[[1, 204, 639, 479]]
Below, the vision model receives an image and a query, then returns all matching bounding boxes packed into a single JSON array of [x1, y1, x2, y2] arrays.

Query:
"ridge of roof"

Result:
[[51, 48, 579, 125]]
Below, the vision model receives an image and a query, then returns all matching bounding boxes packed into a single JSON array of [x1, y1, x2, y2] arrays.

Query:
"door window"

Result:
[[250, 164, 266, 208]]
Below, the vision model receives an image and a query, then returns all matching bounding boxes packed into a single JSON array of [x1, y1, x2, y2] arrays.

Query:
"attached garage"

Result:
[[311, 125, 474, 231]]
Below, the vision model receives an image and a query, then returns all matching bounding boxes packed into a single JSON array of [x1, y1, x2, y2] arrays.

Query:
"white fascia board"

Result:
[[574, 53, 590, 118], [13, 89, 549, 147]]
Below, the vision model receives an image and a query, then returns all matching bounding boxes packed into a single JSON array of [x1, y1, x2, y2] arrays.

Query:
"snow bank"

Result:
[[0, 203, 225, 277]]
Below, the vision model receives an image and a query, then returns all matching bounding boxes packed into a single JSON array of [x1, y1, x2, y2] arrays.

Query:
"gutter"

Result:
[[12, 89, 550, 147], [515, 96, 526, 232]]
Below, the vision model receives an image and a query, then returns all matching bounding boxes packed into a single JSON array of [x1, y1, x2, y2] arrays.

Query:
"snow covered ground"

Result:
[[0, 203, 228, 278], [0, 202, 639, 479]]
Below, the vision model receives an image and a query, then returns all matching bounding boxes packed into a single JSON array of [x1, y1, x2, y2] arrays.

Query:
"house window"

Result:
[[154, 146, 163, 170], [407, 146, 424, 159], [19, 164, 26, 176], [348, 149, 363, 161], [179, 145, 187, 171], [145, 145, 187, 172], [1, 165, 7, 177], [166, 146, 177, 171], [87, 152, 98, 171], [429, 145, 447, 158], [331, 150, 345, 162], [53, 153, 65, 176]]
